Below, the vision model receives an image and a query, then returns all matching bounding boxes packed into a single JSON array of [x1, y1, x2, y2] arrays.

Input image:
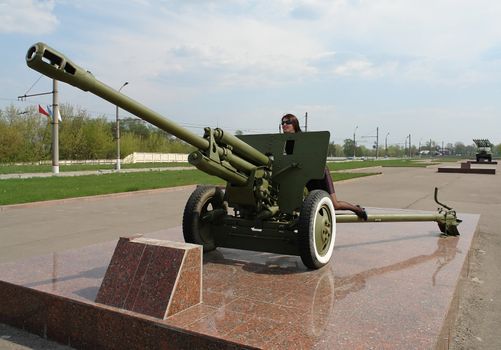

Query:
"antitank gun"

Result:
[[26, 42, 461, 269], [473, 139, 493, 162]]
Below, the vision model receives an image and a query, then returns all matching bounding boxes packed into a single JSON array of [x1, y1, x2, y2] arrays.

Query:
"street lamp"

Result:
[[385, 132, 390, 157], [116, 81, 129, 171], [404, 135, 410, 158], [353, 125, 358, 159], [408, 134, 412, 158]]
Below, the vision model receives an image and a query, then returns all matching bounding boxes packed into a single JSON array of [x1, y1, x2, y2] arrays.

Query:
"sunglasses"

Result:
[[281, 120, 293, 126]]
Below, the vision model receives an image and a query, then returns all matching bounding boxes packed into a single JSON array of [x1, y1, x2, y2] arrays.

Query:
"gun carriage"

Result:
[[26, 43, 461, 269]]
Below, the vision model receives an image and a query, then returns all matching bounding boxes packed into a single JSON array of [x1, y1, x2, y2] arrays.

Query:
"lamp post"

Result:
[[404, 135, 410, 158], [353, 125, 358, 159], [408, 134, 412, 158], [52, 79, 60, 174], [385, 132, 390, 157], [116, 81, 128, 171]]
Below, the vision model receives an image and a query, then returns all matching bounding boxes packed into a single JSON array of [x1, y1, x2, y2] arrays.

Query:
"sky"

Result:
[[1, 0, 501, 148]]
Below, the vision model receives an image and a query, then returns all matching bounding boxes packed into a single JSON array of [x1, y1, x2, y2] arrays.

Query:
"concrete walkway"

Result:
[[1, 161, 500, 349], [0, 166, 194, 180]]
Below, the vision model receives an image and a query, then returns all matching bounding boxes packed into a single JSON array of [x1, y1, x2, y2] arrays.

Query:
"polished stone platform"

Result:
[[0, 208, 479, 349], [467, 160, 498, 165], [438, 162, 496, 174]]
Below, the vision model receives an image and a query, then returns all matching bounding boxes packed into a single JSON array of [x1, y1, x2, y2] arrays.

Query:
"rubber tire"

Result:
[[298, 190, 336, 269], [182, 185, 226, 252]]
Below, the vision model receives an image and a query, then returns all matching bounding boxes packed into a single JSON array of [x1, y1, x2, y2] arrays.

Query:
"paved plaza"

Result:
[[1, 161, 500, 349]]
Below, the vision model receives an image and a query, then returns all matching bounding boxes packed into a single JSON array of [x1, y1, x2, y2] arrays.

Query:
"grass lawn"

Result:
[[0, 170, 221, 205], [0, 170, 377, 206], [327, 159, 437, 171]]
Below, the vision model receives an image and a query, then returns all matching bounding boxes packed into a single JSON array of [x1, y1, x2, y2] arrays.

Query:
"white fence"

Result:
[[7, 159, 115, 166], [4, 153, 189, 166], [122, 152, 189, 164]]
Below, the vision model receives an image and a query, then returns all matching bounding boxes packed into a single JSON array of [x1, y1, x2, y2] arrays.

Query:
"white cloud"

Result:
[[0, 0, 58, 34], [5, 0, 501, 143], [83, 11, 323, 89], [298, 0, 501, 59], [333, 59, 375, 77], [37, 0, 501, 92], [113, 1, 501, 88], [284, 0, 501, 84]]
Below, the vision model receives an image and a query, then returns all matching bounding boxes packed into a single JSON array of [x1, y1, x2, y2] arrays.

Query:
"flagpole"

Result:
[[116, 81, 129, 171], [52, 79, 59, 174]]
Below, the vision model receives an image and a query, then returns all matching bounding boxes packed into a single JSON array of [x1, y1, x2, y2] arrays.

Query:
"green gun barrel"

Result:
[[25, 42, 270, 181], [26, 43, 209, 151], [213, 128, 270, 167]]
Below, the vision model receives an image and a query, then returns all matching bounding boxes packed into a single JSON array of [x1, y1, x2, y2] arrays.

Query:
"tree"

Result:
[[424, 140, 437, 152], [120, 132, 142, 158], [0, 105, 50, 162], [327, 142, 344, 157], [120, 118, 150, 139], [0, 121, 23, 162], [387, 145, 404, 157], [465, 144, 476, 157], [454, 142, 467, 156], [342, 139, 355, 157], [357, 145, 370, 157], [82, 118, 114, 158], [495, 144, 501, 157]]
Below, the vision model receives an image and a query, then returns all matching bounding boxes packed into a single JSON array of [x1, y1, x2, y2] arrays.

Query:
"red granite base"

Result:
[[466, 160, 498, 165], [96, 237, 202, 319], [0, 209, 479, 349], [437, 167, 495, 174]]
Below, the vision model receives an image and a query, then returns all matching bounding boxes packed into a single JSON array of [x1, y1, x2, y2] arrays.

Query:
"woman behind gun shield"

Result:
[[280, 113, 368, 220]]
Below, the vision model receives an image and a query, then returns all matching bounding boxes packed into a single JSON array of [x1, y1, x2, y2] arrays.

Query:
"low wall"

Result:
[[122, 152, 189, 164], [2, 153, 189, 166]]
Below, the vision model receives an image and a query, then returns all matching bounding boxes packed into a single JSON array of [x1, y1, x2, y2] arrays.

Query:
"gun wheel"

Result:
[[183, 185, 226, 252], [298, 190, 336, 269]]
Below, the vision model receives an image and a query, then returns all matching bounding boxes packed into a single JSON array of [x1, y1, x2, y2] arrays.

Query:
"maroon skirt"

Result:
[[306, 167, 335, 195]]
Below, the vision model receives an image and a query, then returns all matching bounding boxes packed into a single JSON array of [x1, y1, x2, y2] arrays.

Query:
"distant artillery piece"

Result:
[[473, 139, 494, 163], [26, 42, 462, 269], [438, 139, 496, 173]]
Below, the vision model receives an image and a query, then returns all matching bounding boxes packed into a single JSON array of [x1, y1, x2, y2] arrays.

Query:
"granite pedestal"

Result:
[[96, 236, 202, 319], [437, 162, 496, 174], [467, 160, 498, 165], [0, 208, 479, 349]]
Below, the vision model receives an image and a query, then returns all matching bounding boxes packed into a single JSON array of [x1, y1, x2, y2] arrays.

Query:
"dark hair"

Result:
[[281, 113, 302, 132]]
